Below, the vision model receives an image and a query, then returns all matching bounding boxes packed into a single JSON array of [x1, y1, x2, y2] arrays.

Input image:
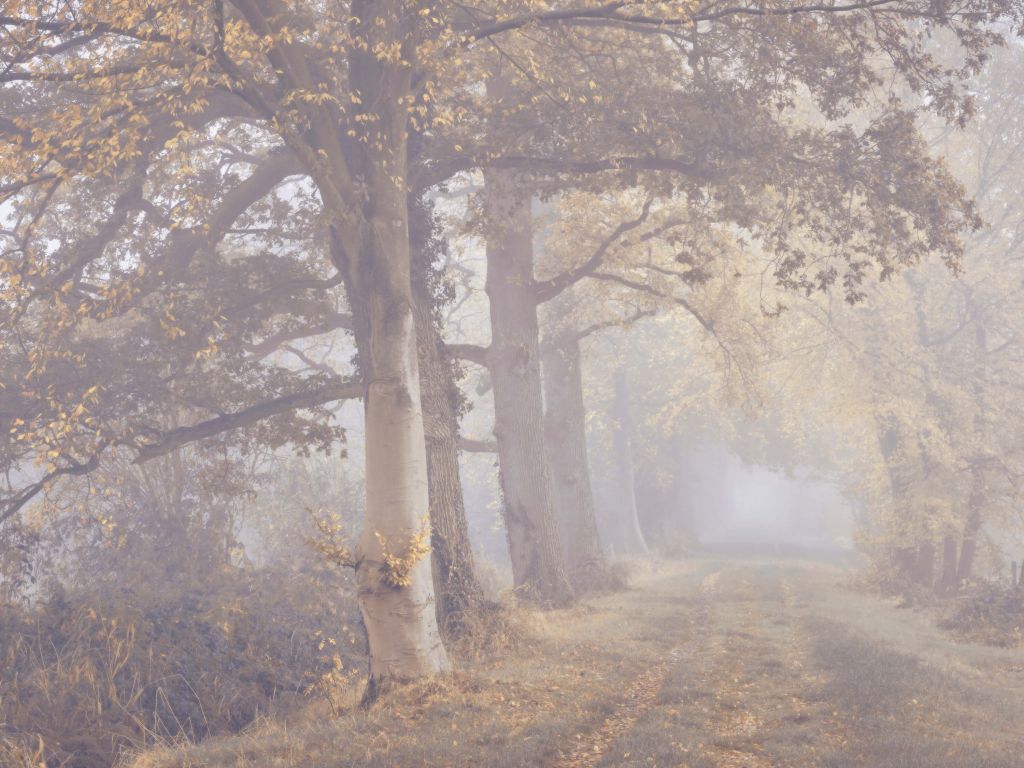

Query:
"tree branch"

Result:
[[571, 307, 658, 344], [467, 0, 925, 41], [132, 379, 362, 464], [465, 2, 628, 40], [590, 271, 715, 332], [534, 198, 653, 304], [446, 343, 490, 366], [245, 311, 353, 358], [458, 436, 497, 453], [420, 154, 718, 191], [0, 452, 103, 525]]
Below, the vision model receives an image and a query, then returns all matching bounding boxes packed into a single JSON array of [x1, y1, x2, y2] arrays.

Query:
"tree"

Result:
[[2, 0, 1019, 688], [409, 195, 488, 637]]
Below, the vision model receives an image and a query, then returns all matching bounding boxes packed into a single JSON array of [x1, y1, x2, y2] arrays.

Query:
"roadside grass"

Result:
[[805, 617, 1022, 768], [126, 560, 1024, 768], [127, 563, 703, 768]]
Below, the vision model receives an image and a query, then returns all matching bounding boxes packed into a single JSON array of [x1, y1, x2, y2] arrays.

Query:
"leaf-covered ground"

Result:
[[130, 558, 1024, 768]]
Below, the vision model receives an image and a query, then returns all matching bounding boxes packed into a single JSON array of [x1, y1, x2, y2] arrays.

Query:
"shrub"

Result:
[[938, 581, 1024, 647], [0, 562, 363, 768]]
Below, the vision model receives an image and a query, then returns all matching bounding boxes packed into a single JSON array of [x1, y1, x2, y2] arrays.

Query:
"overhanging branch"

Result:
[[534, 198, 653, 304], [459, 436, 498, 453], [447, 343, 490, 367], [132, 379, 363, 464]]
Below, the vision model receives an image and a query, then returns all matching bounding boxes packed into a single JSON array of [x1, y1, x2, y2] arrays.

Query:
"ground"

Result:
[[129, 556, 1024, 768]]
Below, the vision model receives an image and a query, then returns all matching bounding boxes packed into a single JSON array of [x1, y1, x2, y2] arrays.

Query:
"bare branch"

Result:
[[0, 452, 103, 525], [534, 198, 653, 304], [590, 271, 716, 332], [446, 343, 490, 366], [245, 311, 353, 358], [132, 379, 363, 464], [570, 307, 657, 344], [458, 436, 498, 453]]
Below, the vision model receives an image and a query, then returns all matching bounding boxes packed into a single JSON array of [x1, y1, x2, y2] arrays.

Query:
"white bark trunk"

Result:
[[612, 369, 649, 556], [357, 277, 449, 690], [345, 0, 448, 695]]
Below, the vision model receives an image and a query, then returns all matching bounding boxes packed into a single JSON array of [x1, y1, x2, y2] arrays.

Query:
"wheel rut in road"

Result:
[[554, 567, 718, 768]]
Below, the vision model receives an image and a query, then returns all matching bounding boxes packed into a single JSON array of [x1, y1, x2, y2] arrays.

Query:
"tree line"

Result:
[[2, 0, 1023, 699]]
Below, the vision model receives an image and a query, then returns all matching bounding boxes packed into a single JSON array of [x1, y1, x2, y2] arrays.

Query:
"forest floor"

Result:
[[129, 556, 1024, 768]]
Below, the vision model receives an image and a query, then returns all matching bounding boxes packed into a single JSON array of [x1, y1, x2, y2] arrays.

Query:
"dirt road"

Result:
[[133, 557, 1024, 768], [572, 557, 1024, 767]]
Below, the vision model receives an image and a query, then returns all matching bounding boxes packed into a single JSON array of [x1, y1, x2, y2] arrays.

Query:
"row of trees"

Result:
[[786, 42, 1024, 592], [2, 0, 1022, 696], [628, 40, 1024, 593]]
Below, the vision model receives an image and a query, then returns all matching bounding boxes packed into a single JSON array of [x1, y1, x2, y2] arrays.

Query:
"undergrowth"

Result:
[[938, 581, 1024, 647], [0, 563, 362, 768]]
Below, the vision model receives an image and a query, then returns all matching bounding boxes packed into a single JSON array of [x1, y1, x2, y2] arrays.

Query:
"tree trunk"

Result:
[[893, 546, 917, 580], [877, 417, 919, 582], [611, 369, 648, 556], [542, 335, 606, 573], [484, 169, 573, 606], [940, 535, 959, 593], [635, 433, 697, 555], [913, 540, 936, 587], [956, 510, 983, 583], [956, 472, 984, 583], [345, 2, 448, 696], [353, 228, 449, 692], [410, 195, 486, 639]]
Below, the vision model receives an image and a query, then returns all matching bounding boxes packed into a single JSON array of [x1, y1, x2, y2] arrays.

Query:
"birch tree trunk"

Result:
[[355, 232, 449, 693], [484, 169, 573, 605], [542, 335, 606, 573], [611, 369, 649, 555], [345, 0, 448, 696]]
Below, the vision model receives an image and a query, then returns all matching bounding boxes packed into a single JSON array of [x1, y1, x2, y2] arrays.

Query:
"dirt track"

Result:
[[131, 556, 1024, 768], [572, 557, 1024, 768]]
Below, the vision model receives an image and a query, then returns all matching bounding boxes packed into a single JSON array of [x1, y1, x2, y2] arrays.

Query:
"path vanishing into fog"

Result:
[[135, 557, 1024, 768], [558, 557, 1024, 768]]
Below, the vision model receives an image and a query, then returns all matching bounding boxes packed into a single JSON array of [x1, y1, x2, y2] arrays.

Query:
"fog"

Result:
[[3, 2, 1024, 767], [689, 454, 854, 556]]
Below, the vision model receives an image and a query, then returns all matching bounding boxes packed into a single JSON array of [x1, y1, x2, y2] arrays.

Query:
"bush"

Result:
[[0, 562, 363, 768], [938, 581, 1024, 647]]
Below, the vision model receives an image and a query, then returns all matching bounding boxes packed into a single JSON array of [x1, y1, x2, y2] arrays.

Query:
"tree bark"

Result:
[[344, 1, 448, 696], [913, 541, 936, 587], [940, 535, 959, 593], [611, 369, 649, 556], [410, 196, 487, 639], [542, 335, 606, 573], [484, 169, 573, 605], [876, 417, 919, 582], [956, 509, 983, 583], [353, 226, 449, 691]]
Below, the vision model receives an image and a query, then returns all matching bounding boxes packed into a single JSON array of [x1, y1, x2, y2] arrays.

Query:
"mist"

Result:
[[3, 2, 1024, 767]]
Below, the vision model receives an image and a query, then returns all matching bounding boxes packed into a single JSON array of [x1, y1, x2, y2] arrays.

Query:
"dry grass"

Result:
[[125, 562, 699, 768], [568, 558, 632, 597], [0, 735, 54, 768], [124, 558, 1024, 768], [938, 581, 1024, 648], [444, 597, 532, 662], [0, 563, 362, 768]]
